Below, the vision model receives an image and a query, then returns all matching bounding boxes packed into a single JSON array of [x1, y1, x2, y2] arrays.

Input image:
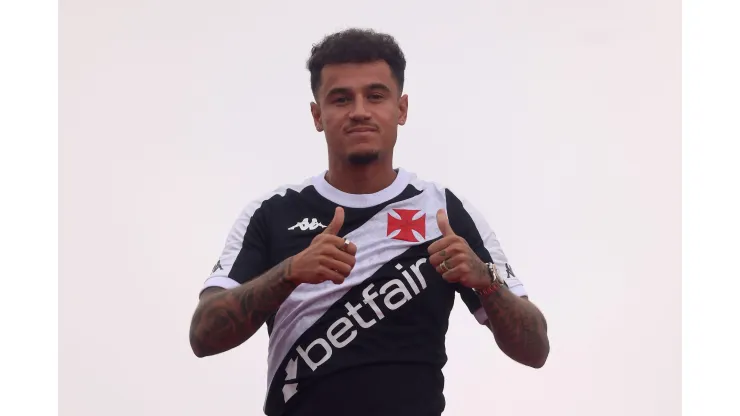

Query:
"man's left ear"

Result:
[[310, 102, 323, 132], [398, 94, 409, 126]]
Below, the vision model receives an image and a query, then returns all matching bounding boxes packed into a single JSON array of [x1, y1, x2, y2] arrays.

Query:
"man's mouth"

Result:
[[347, 126, 376, 133]]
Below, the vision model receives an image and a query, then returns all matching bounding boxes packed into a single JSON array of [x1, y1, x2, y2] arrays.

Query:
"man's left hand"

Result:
[[428, 209, 491, 290]]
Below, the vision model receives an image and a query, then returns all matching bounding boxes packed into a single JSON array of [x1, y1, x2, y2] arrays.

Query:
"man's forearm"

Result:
[[189, 258, 296, 358], [479, 287, 550, 368]]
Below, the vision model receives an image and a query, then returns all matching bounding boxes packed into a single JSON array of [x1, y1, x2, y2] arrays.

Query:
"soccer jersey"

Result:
[[202, 168, 527, 416]]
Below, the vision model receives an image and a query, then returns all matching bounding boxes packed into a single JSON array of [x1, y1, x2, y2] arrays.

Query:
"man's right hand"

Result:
[[287, 206, 357, 285]]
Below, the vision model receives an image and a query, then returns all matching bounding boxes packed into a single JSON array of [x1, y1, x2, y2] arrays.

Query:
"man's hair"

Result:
[[306, 28, 406, 97]]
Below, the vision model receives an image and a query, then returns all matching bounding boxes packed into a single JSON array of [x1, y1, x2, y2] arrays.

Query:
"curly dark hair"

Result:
[[306, 28, 407, 97]]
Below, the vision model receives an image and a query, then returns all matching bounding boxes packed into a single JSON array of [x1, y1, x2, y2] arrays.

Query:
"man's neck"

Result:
[[324, 162, 398, 195]]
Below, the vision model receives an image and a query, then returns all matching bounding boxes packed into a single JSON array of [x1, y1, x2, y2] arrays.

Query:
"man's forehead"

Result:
[[319, 61, 395, 93]]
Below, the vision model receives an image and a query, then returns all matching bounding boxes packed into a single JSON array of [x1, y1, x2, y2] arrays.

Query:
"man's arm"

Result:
[[189, 257, 296, 358], [479, 288, 549, 368], [190, 206, 356, 358], [429, 201, 550, 369]]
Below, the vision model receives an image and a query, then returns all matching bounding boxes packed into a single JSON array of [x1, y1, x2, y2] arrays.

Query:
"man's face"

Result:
[[310, 61, 408, 166]]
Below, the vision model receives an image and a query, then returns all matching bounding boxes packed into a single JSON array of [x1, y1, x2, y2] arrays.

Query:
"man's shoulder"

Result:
[[405, 171, 468, 201], [404, 171, 490, 227], [404, 170, 448, 194], [235, 175, 317, 218]]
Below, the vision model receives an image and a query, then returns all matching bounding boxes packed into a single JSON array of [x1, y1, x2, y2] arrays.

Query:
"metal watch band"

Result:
[[474, 263, 506, 296]]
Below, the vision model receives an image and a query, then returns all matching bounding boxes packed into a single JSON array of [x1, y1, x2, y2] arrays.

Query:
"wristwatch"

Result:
[[474, 263, 508, 296]]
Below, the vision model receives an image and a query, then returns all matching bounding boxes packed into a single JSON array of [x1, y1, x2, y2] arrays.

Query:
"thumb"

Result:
[[437, 209, 454, 236], [323, 206, 345, 235]]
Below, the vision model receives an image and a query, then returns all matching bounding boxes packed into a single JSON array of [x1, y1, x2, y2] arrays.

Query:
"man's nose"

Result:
[[349, 98, 371, 120]]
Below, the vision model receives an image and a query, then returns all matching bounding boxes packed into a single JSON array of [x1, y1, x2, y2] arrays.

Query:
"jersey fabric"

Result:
[[201, 168, 527, 416]]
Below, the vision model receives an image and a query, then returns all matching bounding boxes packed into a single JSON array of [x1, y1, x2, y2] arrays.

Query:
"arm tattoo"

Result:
[[189, 258, 296, 357], [479, 286, 550, 368]]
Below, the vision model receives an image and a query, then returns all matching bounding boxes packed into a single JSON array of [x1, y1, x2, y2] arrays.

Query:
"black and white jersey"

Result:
[[202, 168, 527, 416]]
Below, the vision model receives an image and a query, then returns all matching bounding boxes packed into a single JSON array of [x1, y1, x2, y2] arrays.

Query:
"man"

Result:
[[189, 28, 549, 416]]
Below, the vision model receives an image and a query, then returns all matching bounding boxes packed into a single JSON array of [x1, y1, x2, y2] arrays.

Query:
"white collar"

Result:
[[312, 167, 412, 208]]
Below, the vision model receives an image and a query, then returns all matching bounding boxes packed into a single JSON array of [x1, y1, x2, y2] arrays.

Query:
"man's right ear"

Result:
[[310, 102, 323, 132]]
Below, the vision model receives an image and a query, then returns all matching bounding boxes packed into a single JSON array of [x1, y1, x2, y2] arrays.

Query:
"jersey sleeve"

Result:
[[200, 200, 271, 296], [445, 189, 528, 325]]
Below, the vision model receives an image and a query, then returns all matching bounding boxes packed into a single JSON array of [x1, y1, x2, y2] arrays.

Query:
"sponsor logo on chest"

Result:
[[282, 257, 431, 401]]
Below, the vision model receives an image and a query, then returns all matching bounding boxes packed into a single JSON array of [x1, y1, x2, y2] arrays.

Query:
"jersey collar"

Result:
[[312, 167, 412, 208]]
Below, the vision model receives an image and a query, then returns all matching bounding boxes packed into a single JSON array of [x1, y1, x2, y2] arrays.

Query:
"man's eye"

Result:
[[334, 97, 349, 104], [369, 94, 384, 100]]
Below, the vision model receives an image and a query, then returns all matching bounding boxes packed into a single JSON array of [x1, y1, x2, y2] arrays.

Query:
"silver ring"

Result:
[[440, 260, 450, 273], [342, 239, 350, 251]]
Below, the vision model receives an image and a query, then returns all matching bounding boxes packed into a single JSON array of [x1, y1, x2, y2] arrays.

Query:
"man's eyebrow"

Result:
[[325, 87, 352, 97], [367, 83, 391, 92], [325, 83, 392, 98]]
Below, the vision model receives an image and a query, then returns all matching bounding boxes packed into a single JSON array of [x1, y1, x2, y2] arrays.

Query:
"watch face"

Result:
[[492, 264, 508, 287], [491, 263, 501, 280], [487, 263, 497, 280]]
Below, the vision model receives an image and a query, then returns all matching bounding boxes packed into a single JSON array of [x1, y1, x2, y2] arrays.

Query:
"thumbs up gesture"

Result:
[[288, 206, 358, 286], [428, 209, 491, 289]]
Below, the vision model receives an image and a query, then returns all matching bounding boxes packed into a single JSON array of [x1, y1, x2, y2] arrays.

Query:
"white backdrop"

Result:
[[60, 0, 680, 415]]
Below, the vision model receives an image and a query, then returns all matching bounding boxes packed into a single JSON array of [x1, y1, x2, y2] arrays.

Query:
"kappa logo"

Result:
[[283, 257, 430, 402], [503, 262, 522, 287], [387, 209, 426, 242], [211, 260, 223, 274], [505, 263, 516, 279], [288, 218, 327, 231]]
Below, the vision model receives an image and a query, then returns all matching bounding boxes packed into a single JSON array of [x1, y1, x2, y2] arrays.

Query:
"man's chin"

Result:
[[347, 151, 380, 166]]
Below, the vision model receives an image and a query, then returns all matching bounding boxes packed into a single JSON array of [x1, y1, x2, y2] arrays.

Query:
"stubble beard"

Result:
[[347, 151, 380, 166]]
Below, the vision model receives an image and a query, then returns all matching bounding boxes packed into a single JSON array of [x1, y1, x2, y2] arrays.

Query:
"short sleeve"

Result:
[[201, 200, 271, 296], [445, 189, 528, 325]]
